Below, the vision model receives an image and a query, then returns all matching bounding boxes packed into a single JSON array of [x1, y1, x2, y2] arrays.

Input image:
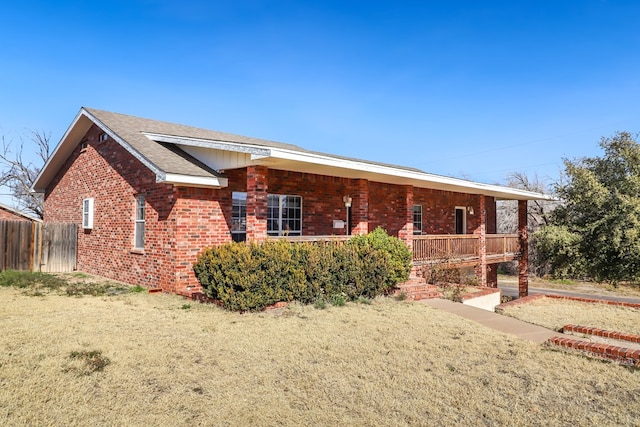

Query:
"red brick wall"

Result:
[[262, 169, 497, 239], [0, 208, 28, 221], [45, 124, 179, 290], [413, 188, 490, 234], [172, 187, 233, 289], [268, 170, 352, 236]]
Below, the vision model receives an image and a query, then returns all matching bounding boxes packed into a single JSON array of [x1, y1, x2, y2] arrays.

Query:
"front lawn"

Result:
[[0, 273, 638, 425]]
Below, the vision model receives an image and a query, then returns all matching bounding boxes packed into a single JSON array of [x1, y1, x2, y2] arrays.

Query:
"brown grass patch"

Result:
[[500, 297, 640, 334], [0, 287, 639, 425], [500, 274, 640, 298]]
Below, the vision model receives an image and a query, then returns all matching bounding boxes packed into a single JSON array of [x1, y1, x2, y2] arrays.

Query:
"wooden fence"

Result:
[[0, 221, 77, 272]]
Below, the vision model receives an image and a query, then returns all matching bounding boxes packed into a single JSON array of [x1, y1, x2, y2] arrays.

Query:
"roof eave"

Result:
[[262, 148, 553, 201]]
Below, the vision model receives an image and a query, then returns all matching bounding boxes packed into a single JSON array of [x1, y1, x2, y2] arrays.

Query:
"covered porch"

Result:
[[240, 166, 533, 297]]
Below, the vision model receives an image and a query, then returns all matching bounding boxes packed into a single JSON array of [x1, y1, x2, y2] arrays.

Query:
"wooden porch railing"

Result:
[[268, 233, 521, 266], [267, 235, 352, 243], [413, 234, 520, 265]]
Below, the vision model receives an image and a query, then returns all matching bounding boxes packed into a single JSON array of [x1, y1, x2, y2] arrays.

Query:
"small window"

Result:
[[99, 132, 109, 142], [80, 140, 88, 151], [82, 198, 94, 229], [231, 192, 247, 242], [455, 207, 466, 234], [413, 205, 422, 235], [134, 195, 145, 249]]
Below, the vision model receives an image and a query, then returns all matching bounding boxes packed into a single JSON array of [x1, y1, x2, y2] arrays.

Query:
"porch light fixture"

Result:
[[343, 195, 352, 236], [467, 206, 474, 215]]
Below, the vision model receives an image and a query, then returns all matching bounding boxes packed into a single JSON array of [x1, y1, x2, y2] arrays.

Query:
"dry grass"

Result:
[[500, 297, 640, 335], [0, 286, 639, 426], [500, 274, 640, 298]]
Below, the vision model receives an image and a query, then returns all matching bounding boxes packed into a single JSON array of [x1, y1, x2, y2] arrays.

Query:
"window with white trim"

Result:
[[231, 192, 247, 242], [267, 194, 302, 236], [82, 198, 94, 229], [134, 194, 145, 249], [455, 206, 466, 234], [413, 205, 422, 235]]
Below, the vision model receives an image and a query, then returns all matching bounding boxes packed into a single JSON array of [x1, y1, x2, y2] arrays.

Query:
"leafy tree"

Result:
[[535, 131, 640, 284], [0, 131, 51, 219]]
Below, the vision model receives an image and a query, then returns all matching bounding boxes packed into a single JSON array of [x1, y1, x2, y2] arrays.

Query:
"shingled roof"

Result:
[[33, 107, 553, 201]]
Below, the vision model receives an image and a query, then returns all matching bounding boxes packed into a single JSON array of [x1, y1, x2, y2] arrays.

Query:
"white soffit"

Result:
[[145, 132, 552, 201]]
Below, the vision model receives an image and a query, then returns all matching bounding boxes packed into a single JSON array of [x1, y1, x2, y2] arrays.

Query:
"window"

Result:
[[82, 198, 94, 229], [99, 132, 109, 142], [455, 207, 466, 234], [231, 192, 247, 242], [413, 205, 422, 235], [134, 195, 145, 249], [268, 194, 302, 236]]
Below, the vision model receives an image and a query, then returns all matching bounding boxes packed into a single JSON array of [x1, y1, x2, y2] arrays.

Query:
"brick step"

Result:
[[546, 336, 640, 366], [396, 280, 442, 301]]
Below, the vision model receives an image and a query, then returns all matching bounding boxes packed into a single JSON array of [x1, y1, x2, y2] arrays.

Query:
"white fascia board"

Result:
[[31, 109, 89, 192], [267, 148, 553, 201], [143, 133, 271, 157], [161, 173, 228, 188]]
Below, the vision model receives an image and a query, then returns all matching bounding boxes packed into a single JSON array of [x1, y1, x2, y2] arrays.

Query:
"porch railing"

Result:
[[268, 233, 521, 266], [267, 235, 352, 243], [413, 234, 520, 265]]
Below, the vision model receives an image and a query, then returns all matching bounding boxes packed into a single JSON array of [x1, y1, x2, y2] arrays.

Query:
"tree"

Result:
[[0, 131, 51, 219], [496, 172, 558, 275], [497, 171, 554, 234], [534, 131, 640, 284]]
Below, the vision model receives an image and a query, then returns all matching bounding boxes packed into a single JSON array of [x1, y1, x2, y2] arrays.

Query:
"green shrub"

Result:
[[193, 229, 411, 311], [347, 227, 412, 290]]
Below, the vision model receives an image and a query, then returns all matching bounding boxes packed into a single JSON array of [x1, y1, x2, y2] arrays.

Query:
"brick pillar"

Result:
[[352, 179, 369, 235], [518, 199, 529, 297], [398, 185, 414, 248], [474, 195, 487, 286], [246, 165, 268, 241]]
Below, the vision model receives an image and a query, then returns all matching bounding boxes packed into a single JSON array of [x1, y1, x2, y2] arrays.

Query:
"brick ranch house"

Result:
[[32, 108, 550, 297]]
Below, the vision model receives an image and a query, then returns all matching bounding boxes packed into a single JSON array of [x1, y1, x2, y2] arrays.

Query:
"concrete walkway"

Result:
[[421, 298, 562, 344]]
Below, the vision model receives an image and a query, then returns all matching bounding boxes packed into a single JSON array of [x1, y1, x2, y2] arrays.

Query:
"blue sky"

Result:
[[1, 0, 639, 205]]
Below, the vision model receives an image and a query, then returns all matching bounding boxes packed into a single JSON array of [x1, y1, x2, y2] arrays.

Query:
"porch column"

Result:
[[518, 199, 529, 297], [352, 179, 369, 235], [474, 195, 488, 286], [246, 165, 268, 242], [398, 185, 414, 248]]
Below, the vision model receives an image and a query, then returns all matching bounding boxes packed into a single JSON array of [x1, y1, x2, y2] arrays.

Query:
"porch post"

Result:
[[474, 195, 488, 287], [398, 185, 414, 248], [246, 165, 268, 242], [518, 199, 529, 297], [352, 179, 369, 235]]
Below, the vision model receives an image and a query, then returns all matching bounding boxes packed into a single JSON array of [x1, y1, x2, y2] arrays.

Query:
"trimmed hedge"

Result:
[[193, 228, 412, 311]]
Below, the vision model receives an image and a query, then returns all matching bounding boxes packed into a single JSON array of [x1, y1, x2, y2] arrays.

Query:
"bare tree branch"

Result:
[[0, 131, 51, 219]]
